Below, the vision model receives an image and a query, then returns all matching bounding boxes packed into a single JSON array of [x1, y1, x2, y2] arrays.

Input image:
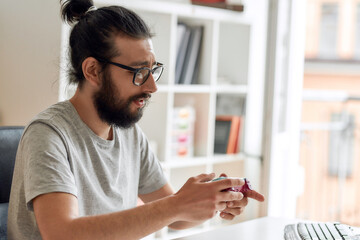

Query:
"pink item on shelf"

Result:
[[178, 135, 188, 142]]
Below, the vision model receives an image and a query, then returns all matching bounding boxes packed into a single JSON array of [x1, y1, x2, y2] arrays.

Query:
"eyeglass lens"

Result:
[[134, 66, 163, 86]]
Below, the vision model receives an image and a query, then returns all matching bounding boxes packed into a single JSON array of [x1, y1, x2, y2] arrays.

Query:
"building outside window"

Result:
[[318, 3, 338, 59], [354, 3, 360, 58], [297, 0, 360, 226]]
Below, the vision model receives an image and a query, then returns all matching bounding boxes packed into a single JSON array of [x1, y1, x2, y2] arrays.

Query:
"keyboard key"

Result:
[[335, 223, 351, 237], [318, 223, 334, 239], [313, 224, 327, 240], [298, 223, 310, 239], [325, 223, 342, 239], [285, 232, 297, 240], [305, 223, 319, 239], [284, 225, 301, 240]]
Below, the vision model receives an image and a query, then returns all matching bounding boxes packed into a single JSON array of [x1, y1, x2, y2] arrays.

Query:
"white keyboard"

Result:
[[284, 222, 360, 240]]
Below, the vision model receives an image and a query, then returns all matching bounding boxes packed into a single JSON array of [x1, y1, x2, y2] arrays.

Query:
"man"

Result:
[[8, 1, 264, 239]]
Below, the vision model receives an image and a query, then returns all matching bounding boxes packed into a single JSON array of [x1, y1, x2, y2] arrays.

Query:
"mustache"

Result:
[[129, 93, 151, 102]]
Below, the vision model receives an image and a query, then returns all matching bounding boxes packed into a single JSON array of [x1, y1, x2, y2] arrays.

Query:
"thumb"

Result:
[[219, 173, 228, 178]]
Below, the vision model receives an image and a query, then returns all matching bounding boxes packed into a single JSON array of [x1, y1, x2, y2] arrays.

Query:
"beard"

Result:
[[93, 70, 150, 129]]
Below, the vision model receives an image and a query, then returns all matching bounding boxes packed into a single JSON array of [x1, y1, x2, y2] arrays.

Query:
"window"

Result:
[[318, 3, 338, 59], [354, 4, 360, 59], [328, 112, 355, 177]]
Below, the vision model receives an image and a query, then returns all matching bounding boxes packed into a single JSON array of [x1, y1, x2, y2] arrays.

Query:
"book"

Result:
[[181, 25, 203, 85], [175, 23, 191, 84], [176, 23, 187, 60], [214, 115, 243, 154]]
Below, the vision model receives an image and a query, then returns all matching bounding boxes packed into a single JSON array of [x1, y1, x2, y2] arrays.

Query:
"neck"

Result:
[[69, 88, 113, 140]]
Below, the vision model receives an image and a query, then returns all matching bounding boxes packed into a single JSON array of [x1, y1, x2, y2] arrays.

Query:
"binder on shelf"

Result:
[[176, 23, 187, 56], [181, 25, 203, 85], [214, 115, 243, 154], [175, 23, 191, 84], [175, 23, 203, 85]]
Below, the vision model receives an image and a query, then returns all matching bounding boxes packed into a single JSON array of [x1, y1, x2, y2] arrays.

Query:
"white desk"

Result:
[[174, 217, 299, 240]]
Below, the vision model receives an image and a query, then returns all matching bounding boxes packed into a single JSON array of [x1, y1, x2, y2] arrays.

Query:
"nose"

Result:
[[142, 73, 158, 93]]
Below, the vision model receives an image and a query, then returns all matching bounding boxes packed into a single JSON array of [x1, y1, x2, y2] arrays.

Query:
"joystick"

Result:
[[212, 177, 252, 194]]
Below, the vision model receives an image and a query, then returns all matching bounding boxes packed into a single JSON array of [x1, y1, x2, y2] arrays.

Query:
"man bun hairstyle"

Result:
[[60, 0, 94, 24], [60, 0, 153, 87]]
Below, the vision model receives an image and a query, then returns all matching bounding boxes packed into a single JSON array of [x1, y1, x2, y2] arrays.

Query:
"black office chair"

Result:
[[0, 126, 24, 240]]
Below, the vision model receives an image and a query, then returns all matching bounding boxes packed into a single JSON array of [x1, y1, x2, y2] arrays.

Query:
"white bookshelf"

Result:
[[59, 1, 267, 239]]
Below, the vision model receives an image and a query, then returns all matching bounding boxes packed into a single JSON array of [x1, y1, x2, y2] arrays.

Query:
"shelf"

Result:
[[212, 152, 246, 163], [156, 84, 171, 93], [161, 156, 209, 168], [95, 0, 251, 23], [191, 1, 244, 13], [215, 84, 248, 94], [216, 94, 246, 116], [160, 84, 249, 94], [173, 84, 211, 93], [217, 22, 250, 85], [162, 153, 245, 169]]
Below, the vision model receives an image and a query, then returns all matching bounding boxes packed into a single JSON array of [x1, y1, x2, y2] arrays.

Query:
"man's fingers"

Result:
[[226, 198, 248, 208], [215, 202, 227, 211], [219, 191, 244, 202], [244, 190, 265, 202], [196, 173, 216, 182], [219, 211, 235, 220], [213, 178, 245, 191], [221, 206, 244, 216]]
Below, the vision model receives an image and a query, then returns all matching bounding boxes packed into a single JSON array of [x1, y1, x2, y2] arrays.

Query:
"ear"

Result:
[[82, 57, 102, 88]]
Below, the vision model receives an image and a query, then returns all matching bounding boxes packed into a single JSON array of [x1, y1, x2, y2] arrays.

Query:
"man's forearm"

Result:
[[35, 193, 180, 240], [70, 198, 177, 239], [168, 220, 205, 230], [35, 175, 258, 240]]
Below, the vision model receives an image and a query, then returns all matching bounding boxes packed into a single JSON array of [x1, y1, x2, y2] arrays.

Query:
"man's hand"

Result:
[[218, 173, 265, 220], [172, 173, 245, 223]]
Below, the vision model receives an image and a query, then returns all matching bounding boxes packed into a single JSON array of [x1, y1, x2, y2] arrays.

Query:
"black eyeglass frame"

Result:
[[96, 58, 164, 86]]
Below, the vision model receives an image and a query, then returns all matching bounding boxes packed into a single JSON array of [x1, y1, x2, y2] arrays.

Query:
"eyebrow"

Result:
[[128, 60, 158, 67]]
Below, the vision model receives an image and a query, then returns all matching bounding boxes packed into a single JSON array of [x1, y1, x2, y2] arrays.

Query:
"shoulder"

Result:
[[21, 121, 66, 155], [30, 101, 75, 126], [20, 101, 78, 150], [25, 101, 79, 139]]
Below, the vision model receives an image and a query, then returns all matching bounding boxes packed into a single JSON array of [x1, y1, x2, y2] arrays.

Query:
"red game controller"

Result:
[[212, 177, 252, 194]]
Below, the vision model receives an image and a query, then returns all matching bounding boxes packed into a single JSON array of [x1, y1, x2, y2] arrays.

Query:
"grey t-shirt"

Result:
[[7, 101, 167, 239]]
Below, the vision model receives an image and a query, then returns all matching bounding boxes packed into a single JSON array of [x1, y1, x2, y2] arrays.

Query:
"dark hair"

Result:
[[60, 0, 153, 87]]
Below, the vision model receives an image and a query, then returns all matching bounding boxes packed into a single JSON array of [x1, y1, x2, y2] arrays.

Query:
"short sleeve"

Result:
[[137, 126, 168, 195], [22, 122, 77, 210]]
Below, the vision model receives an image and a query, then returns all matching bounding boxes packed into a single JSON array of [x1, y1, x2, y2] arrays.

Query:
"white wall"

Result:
[[0, 0, 62, 126]]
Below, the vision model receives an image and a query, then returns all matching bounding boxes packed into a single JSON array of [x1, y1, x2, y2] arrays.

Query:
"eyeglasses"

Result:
[[96, 58, 164, 86]]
